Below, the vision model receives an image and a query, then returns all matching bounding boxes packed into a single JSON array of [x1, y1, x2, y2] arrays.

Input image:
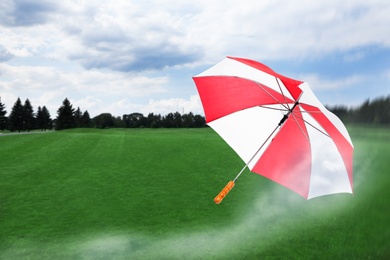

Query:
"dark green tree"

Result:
[[193, 114, 206, 127], [93, 113, 115, 128], [36, 106, 43, 130], [56, 98, 75, 130], [81, 110, 91, 127], [36, 106, 52, 131], [327, 95, 390, 125], [152, 114, 162, 128], [42, 106, 52, 130], [74, 107, 83, 127], [123, 113, 144, 128], [182, 112, 194, 128], [365, 96, 390, 124], [163, 113, 174, 128], [173, 112, 182, 128], [114, 116, 125, 128], [23, 99, 34, 132], [9, 97, 24, 132], [145, 113, 162, 128], [0, 97, 7, 130]]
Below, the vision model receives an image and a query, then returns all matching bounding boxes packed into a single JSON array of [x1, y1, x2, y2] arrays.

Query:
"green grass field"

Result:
[[0, 127, 389, 259]]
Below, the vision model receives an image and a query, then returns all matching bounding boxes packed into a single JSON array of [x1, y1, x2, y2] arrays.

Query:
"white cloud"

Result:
[[106, 95, 203, 117], [0, 63, 168, 117], [176, 0, 390, 62], [5, 1, 389, 69], [145, 95, 203, 115], [1, 0, 389, 118], [0, 92, 18, 114], [73, 96, 103, 112], [343, 51, 366, 62], [300, 73, 364, 91]]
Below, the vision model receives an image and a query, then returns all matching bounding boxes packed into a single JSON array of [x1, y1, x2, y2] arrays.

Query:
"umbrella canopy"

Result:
[[193, 56, 353, 200]]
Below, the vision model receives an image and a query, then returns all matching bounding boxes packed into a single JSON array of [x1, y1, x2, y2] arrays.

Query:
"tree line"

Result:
[[1, 95, 389, 132], [0, 97, 53, 132], [326, 95, 390, 125], [0, 97, 206, 132]]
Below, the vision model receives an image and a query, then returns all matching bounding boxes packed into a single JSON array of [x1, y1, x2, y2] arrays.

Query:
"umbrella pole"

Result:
[[214, 99, 301, 204], [214, 124, 280, 204], [233, 124, 280, 182], [233, 99, 301, 182]]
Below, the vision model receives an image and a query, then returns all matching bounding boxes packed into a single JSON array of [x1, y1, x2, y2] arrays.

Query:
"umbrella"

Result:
[[192, 56, 354, 204]]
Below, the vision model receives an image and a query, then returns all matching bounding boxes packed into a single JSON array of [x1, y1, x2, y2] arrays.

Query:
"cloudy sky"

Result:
[[0, 0, 389, 118]]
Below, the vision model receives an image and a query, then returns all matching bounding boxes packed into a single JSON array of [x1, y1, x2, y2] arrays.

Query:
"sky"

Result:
[[0, 0, 389, 118]]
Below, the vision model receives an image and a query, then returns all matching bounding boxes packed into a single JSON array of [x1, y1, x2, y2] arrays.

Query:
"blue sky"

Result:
[[0, 0, 389, 117]]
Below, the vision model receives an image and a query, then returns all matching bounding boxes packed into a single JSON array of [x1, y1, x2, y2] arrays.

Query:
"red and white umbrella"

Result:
[[193, 57, 354, 203]]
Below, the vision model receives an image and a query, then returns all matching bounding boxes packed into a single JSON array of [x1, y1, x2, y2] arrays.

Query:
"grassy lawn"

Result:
[[0, 126, 389, 259]]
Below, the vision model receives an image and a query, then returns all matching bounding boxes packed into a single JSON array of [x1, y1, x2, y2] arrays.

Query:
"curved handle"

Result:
[[214, 181, 235, 204]]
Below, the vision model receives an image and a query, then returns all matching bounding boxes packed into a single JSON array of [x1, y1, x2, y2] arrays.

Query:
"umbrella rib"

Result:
[[275, 77, 291, 110], [258, 105, 289, 112], [233, 124, 280, 182], [299, 109, 323, 114], [234, 98, 303, 183], [293, 112, 330, 138], [291, 112, 310, 142], [255, 82, 289, 110]]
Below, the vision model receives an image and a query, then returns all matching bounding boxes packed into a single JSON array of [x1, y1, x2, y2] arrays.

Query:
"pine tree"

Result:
[[36, 106, 52, 130], [81, 110, 91, 127], [30, 105, 52, 131], [9, 98, 24, 132], [42, 106, 52, 130], [23, 99, 34, 132], [0, 97, 7, 130], [36, 106, 44, 130], [56, 98, 75, 130], [74, 107, 82, 127]]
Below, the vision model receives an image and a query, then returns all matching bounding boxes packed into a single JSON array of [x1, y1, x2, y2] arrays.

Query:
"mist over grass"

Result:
[[0, 127, 389, 259]]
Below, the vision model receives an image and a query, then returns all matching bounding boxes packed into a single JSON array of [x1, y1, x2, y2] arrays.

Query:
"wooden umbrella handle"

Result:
[[214, 181, 235, 204]]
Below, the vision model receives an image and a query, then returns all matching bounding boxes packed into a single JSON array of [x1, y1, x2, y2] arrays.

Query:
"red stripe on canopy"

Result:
[[252, 107, 311, 198], [193, 76, 294, 123], [300, 104, 354, 190], [227, 56, 304, 100]]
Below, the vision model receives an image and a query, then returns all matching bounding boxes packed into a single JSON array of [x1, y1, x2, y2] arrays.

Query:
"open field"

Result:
[[0, 127, 389, 259]]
